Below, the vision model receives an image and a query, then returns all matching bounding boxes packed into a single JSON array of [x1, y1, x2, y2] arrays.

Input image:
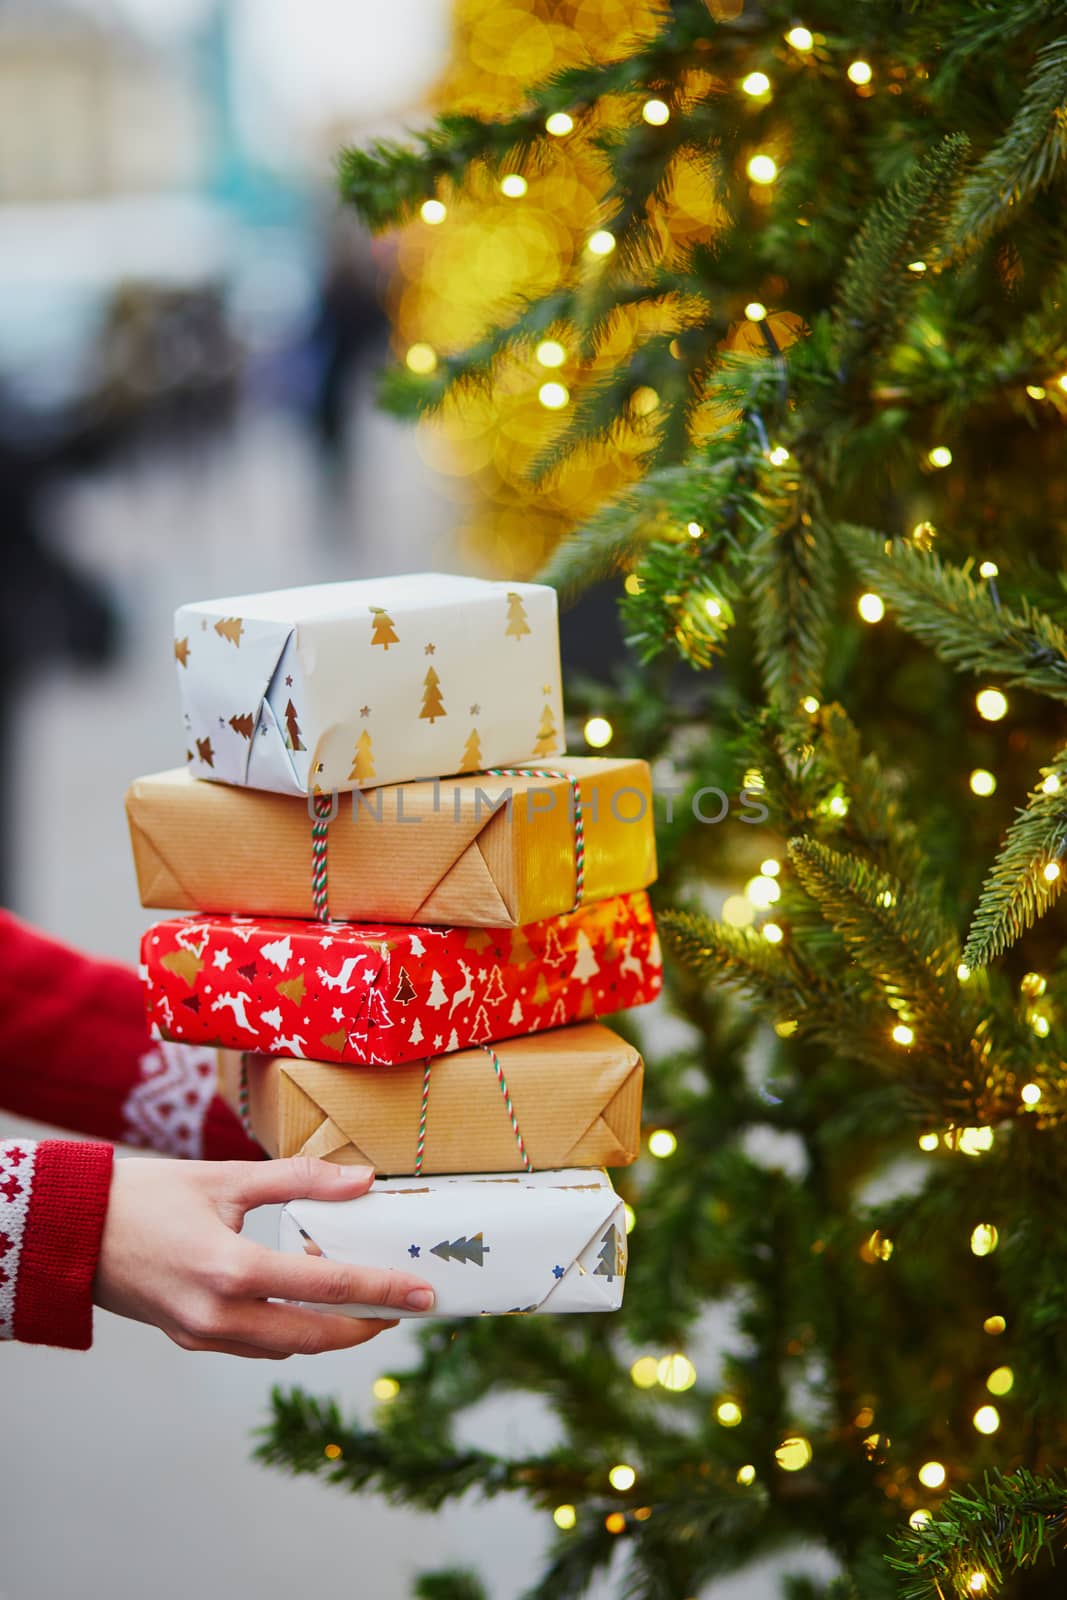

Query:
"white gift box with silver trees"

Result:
[[173, 574, 565, 796], [279, 1168, 627, 1317]]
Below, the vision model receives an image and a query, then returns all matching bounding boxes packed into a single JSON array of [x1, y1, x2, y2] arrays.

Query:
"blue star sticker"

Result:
[[552, 1265, 565, 1279], [408, 1245, 421, 1258]]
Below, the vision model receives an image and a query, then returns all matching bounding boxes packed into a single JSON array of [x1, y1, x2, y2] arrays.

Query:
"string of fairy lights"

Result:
[[370, 13, 1067, 1590]]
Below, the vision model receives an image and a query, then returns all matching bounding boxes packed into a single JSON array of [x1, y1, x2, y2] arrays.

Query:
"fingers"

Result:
[[237, 1240, 436, 1313], [209, 1302, 400, 1356], [166, 1331, 292, 1361], [221, 1156, 376, 1213]]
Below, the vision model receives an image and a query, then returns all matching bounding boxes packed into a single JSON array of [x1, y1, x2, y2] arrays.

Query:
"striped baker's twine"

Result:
[[238, 1053, 253, 1136], [413, 1045, 532, 1176], [486, 766, 585, 911], [311, 792, 334, 920]]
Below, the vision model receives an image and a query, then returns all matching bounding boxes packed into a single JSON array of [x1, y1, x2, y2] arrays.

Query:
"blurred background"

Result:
[[0, 2, 826, 1596]]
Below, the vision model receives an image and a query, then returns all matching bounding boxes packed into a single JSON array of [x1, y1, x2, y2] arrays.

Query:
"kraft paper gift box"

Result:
[[174, 574, 564, 796], [279, 1167, 628, 1317], [218, 1022, 644, 1174], [140, 891, 662, 1066], [126, 757, 657, 926]]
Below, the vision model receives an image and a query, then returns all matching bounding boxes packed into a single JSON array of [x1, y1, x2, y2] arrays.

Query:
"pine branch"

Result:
[[887, 1467, 1067, 1599], [749, 503, 836, 713], [658, 909, 807, 1013], [836, 525, 1067, 700], [963, 748, 1067, 967], [414, 1573, 489, 1600], [952, 34, 1067, 252], [833, 134, 970, 374]]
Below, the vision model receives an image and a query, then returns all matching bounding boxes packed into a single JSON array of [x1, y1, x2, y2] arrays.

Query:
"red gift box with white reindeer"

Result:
[[139, 893, 661, 1067]]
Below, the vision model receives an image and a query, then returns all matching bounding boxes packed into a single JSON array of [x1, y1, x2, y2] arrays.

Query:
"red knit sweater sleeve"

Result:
[[0, 910, 262, 1348]]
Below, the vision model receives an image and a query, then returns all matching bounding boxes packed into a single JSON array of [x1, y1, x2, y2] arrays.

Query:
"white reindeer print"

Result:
[[270, 1034, 306, 1058], [449, 960, 475, 1017], [317, 956, 366, 994], [211, 992, 256, 1031], [618, 932, 645, 984]]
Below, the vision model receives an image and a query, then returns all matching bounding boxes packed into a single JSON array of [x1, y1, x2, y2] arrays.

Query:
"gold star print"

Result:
[[470, 703, 480, 715], [542, 684, 552, 694], [425, 642, 436, 655], [360, 705, 371, 717]]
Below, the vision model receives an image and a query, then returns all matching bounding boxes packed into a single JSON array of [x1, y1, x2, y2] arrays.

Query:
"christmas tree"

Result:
[[370, 606, 399, 648], [532, 703, 558, 757], [420, 665, 447, 724], [460, 726, 483, 769], [506, 591, 532, 638], [259, 6, 1067, 1597], [349, 729, 376, 783]]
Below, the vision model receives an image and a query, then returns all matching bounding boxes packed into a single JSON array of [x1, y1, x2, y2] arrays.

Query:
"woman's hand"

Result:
[[93, 1156, 435, 1358]]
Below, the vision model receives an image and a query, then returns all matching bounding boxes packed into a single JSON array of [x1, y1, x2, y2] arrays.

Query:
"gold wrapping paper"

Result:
[[126, 757, 656, 926], [218, 1022, 643, 1174]]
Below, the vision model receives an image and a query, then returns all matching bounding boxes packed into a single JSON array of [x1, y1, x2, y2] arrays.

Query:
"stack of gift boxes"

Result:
[[127, 574, 661, 1318]]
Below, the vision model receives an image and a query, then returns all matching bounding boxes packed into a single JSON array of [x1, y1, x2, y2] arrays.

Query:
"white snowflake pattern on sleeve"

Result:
[[121, 1042, 219, 1158], [0, 1140, 37, 1340]]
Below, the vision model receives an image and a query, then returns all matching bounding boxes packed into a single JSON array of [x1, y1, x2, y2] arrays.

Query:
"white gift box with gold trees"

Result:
[[173, 574, 565, 796], [279, 1167, 627, 1317]]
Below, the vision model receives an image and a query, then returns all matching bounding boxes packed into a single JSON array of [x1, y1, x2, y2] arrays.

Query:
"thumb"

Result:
[[224, 1156, 375, 1213]]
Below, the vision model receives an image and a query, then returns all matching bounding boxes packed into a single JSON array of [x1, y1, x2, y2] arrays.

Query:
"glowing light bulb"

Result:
[[545, 112, 574, 136], [979, 560, 999, 578], [405, 343, 437, 375], [769, 445, 791, 465], [786, 26, 815, 51], [1020, 966, 1046, 994], [623, 1203, 636, 1234], [624, 573, 643, 596], [775, 1436, 813, 1472], [848, 60, 873, 84], [970, 769, 996, 797], [958, 1126, 995, 1156], [642, 98, 670, 125], [774, 1018, 798, 1037], [957, 963, 971, 982], [1042, 773, 1061, 794], [971, 1223, 999, 1257], [538, 381, 569, 410], [648, 1129, 678, 1158], [704, 597, 723, 619], [918, 1461, 946, 1489], [747, 153, 779, 185], [324, 1442, 343, 1459], [745, 301, 767, 321], [1032, 1014, 1051, 1037], [761, 858, 781, 877], [737, 1464, 757, 1485], [858, 592, 885, 622], [658, 1354, 697, 1391], [605, 1512, 626, 1534], [687, 521, 703, 538], [500, 173, 527, 197], [536, 340, 566, 367], [984, 1315, 1006, 1335], [1026, 384, 1046, 399], [801, 695, 820, 714], [630, 1356, 660, 1389], [892, 1023, 914, 1046], [987, 1366, 1014, 1395], [746, 874, 781, 908], [918, 1133, 940, 1152], [908, 261, 927, 275], [763, 922, 784, 944], [583, 716, 613, 748], [1043, 860, 1061, 882], [587, 229, 616, 256], [1058, 373, 1067, 391], [1021, 1083, 1042, 1106], [742, 72, 771, 96], [910, 1509, 932, 1529], [419, 199, 447, 225], [968, 1575, 989, 1596], [372, 1376, 400, 1401], [716, 1399, 743, 1426], [928, 445, 953, 468], [553, 1504, 577, 1530], [973, 1405, 1000, 1435], [609, 1464, 637, 1491], [722, 894, 755, 927], [976, 688, 1008, 721], [631, 385, 660, 415]]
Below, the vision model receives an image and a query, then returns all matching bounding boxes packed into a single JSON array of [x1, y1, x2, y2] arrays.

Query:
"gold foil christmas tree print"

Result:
[[213, 617, 244, 647], [505, 592, 531, 639], [420, 666, 446, 724], [460, 727, 483, 769], [533, 704, 557, 756], [370, 606, 399, 649], [349, 730, 375, 782]]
